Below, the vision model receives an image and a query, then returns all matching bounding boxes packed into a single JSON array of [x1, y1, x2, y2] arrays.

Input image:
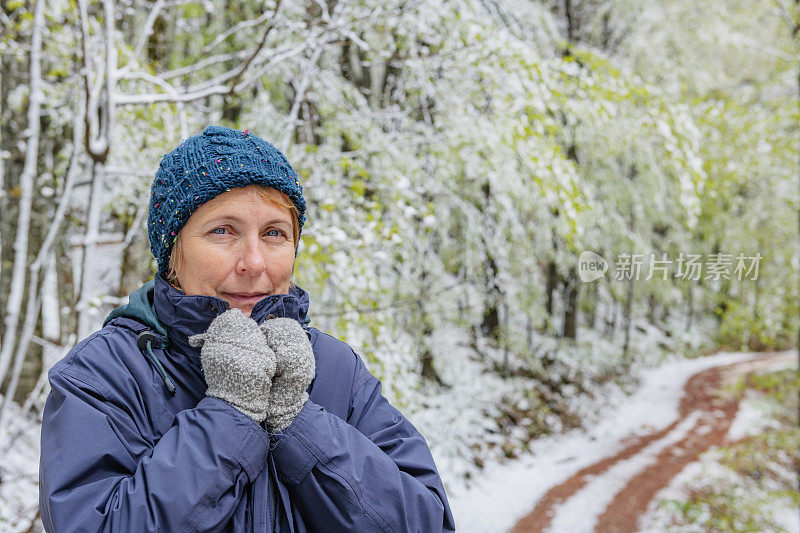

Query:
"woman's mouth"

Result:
[[223, 293, 269, 305]]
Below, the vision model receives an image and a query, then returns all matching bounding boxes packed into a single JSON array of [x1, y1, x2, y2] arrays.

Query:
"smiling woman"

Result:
[[166, 186, 299, 317], [38, 125, 456, 532]]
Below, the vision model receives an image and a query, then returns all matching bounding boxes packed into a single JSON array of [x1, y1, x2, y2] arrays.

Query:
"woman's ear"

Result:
[[165, 231, 184, 289]]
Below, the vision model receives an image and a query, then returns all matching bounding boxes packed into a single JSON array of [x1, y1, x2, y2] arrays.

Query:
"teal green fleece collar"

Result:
[[103, 279, 170, 343]]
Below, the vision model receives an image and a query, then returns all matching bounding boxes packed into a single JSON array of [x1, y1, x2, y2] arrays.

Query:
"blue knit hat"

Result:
[[148, 125, 306, 274]]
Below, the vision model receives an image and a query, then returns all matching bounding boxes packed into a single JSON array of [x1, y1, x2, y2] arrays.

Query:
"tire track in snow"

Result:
[[512, 354, 790, 533], [547, 411, 702, 532]]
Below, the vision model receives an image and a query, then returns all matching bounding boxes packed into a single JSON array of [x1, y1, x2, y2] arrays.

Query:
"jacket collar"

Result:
[[152, 274, 311, 359]]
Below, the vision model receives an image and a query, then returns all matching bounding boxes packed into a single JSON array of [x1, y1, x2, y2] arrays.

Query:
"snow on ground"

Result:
[[637, 353, 799, 533], [727, 390, 782, 442], [445, 351, 754, 533], [637, 452, 800, 533], [727, 355, 797, 442], [548, 411, 702, 532], [0, 399, 43, 533]]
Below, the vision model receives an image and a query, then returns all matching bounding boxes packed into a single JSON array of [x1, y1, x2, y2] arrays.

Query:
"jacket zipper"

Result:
[[269, 472, 278, 531]]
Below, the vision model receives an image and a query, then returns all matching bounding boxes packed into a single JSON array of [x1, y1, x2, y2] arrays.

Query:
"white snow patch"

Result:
[[0, 396, 43, 533], [727, 354, 797, 441], [727, 393, 772, 441], [549, 411, 701, 532], [638, 447, 800, 533]]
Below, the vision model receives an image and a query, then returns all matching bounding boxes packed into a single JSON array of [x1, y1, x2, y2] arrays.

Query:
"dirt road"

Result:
[[512, 352, 795, 533]]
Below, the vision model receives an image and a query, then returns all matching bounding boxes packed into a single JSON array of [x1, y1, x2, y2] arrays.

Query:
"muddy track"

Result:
[[512, 354, 790, 533]]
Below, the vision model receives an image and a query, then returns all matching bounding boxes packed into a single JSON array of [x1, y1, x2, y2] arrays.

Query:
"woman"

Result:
[[39, 126, 456, 532]]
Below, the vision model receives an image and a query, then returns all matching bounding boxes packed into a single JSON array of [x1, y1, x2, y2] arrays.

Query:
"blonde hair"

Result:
[[165, 186, 300, 290]]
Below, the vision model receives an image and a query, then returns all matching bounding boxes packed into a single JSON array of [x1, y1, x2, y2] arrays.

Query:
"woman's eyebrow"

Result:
[[207, 215, 291, 226]]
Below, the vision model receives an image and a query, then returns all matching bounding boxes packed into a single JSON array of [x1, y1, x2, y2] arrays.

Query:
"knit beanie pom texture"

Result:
[[147, 126, 306, 274]]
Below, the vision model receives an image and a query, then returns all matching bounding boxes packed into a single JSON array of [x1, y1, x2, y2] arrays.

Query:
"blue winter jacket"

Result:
[[39, 275, 456, 532]]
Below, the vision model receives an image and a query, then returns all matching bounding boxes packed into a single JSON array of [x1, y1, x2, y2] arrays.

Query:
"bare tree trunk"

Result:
[[279, 45, 325, 151], [76, 162, 107, 338], [368, 33, 388, 110], [796, 0, 800, 368], [792, 0, 800, 358], [562, 271, 578, 340], [0, 107, 83, 433], [480, 251, 501, 342], [526, 313, 533, 351], [41, 255, 62, 368], [606, 297, 618, 338], [646, 293, 656, 324], [622, 273, 634, 363], [685, 280, 693, 331], [545, 259, 558, 330], [622, 163, 637, 363], [419, 303, 444, 386], [0, 276, 43, 432], [0, 103, 4, 312], [0, 0, 45, 388], [76, 0, 116, 338]]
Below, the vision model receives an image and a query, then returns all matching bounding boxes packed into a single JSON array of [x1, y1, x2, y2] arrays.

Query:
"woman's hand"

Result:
[[189, 309, 277, 424], [259, 317, 316, 432]]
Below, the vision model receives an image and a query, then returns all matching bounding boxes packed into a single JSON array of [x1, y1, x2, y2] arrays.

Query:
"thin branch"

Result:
[[122, 191, 150, 248], [116, 83, 230, 104], [0, 10, 11, 31], [0, 289, 42, 434], [227, 0, 284, 94], [105, 165, 156, 177], [279, 45, 325, 149], [75, 162, 107, 338], [118, 70, 182, 99], [202, 10, 274, 54], [312, 0, 332, 23], [341, 29, 369, 50], [149, 50, 252, 80], [771, 0, 799, 34], [126, 0, 167, 69], [732, 32, 795, 61], [235, 31, 332, 93], [30, 107, 84, 273], [117, 36, 319, 104], [0, 335, 75, 458]]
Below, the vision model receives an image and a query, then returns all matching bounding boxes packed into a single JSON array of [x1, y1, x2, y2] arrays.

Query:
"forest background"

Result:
[[0, 0, 797, 528]]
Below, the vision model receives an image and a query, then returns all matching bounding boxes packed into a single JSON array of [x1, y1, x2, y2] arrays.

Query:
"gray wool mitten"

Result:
[[259, 317, 316, 433], [189, 309, 277, 424]]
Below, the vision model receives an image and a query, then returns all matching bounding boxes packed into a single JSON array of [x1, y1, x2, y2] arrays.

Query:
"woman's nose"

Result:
[[237, 237, 267, 275]]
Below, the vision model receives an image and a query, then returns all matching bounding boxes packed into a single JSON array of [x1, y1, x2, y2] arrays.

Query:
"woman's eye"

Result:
[[266, 229, 284, 237], [211, 228, 227, 235]]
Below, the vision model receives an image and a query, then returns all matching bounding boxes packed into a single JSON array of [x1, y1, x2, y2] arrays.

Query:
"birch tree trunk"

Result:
[[0, 0, 45, 390], [76, 162, 107, 339], [0, 105, 83, 434], [76, 0, 116, 339]]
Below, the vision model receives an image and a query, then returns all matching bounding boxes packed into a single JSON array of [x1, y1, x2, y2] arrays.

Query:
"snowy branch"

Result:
[[125, 0, 167, 70], [226, 0, 285, 94]]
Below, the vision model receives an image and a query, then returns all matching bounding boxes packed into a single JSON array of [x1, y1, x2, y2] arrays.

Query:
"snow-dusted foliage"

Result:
[[0, 0, 796, 529]]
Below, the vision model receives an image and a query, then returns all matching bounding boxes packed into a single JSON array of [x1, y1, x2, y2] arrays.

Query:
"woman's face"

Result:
[[173, 185, 296, 317]]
